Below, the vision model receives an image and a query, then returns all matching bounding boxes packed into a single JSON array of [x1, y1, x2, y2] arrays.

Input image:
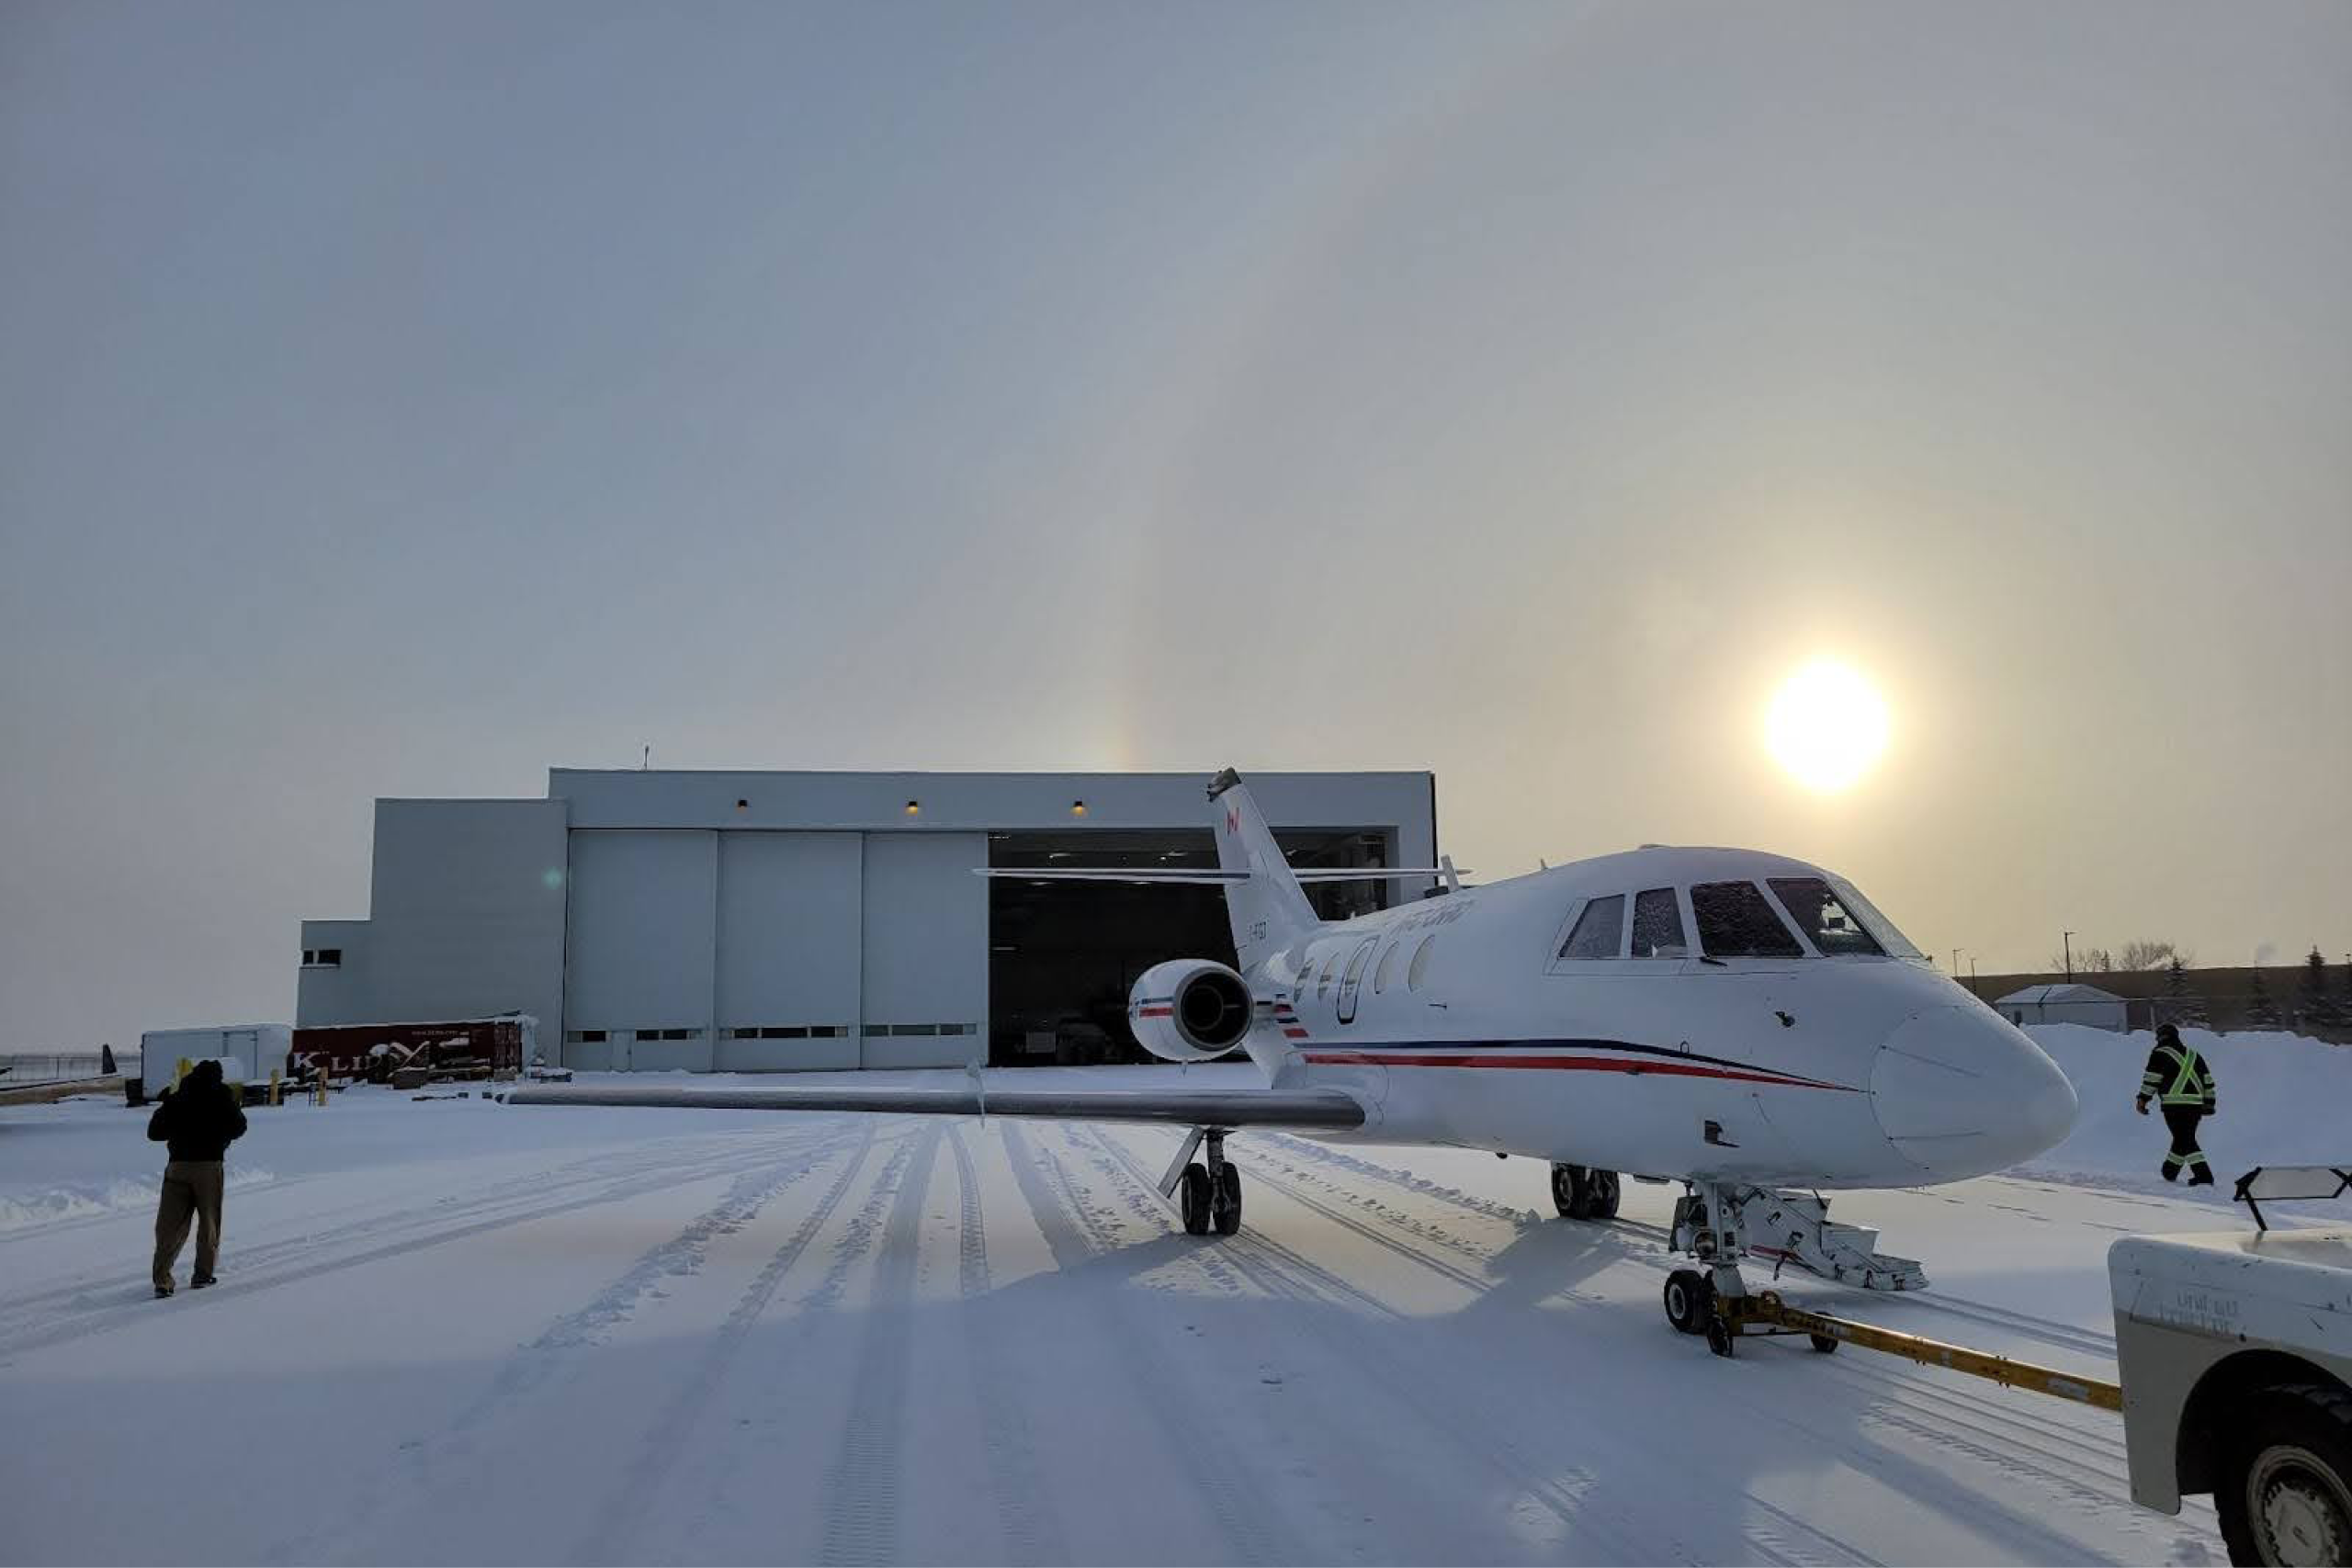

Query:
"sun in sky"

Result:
[[1767, 660, 1891, 793]]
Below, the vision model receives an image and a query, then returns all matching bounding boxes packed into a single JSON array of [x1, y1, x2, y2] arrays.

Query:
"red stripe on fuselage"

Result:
[[1136, 1007, 1172, 1019], [1297, 1052, 1860, 1092]]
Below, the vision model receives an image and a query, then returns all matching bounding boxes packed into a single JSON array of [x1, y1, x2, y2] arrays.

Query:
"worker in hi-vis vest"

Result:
[[2136, 1021, 2217, 1186]]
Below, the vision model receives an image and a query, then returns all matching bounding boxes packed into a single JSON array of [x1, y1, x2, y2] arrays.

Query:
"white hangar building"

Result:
[[298, 768, 1438, 1073]]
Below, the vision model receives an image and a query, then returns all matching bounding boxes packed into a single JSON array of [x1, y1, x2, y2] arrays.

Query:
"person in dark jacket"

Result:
[[2137, 1022, 2217, 1186], [148, 1059, 247, 1296]]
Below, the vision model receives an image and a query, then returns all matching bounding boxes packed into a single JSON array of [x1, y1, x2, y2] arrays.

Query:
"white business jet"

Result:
[[510, 768, 2076, 1348]]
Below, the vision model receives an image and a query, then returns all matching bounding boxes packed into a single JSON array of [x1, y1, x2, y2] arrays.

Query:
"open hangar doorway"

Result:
[[987, 826, 1404, 1066]]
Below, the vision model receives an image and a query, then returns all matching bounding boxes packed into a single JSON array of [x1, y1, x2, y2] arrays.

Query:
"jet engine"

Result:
[[1128, 959, 1254, 1063]]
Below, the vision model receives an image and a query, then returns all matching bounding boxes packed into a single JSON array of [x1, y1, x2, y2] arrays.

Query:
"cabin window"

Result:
[[1557, 895, 1625, 960], [1317, 952, 1340, 999], [1767, 877, 1885, 957], [1690, 881, 1804, 959], [1374, 942, 1402, 993], [1408, 933, 1439, 990], [1630, 887, 1689, 958]]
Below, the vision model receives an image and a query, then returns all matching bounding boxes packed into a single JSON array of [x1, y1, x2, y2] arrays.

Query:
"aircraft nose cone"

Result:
[[1871, 1006, 2077, 1179]]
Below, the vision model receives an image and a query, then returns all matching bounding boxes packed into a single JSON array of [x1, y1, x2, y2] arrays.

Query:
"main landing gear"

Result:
[[1549, 1163, 1622, 1222], [1161, 1126, 1242, 1237], [1662, 1180, 1921, 1357]]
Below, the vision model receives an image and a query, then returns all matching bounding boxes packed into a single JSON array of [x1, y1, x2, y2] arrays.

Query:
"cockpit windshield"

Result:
[[1822, 874, 1924, 960], [1767, 877, 1885, 957]]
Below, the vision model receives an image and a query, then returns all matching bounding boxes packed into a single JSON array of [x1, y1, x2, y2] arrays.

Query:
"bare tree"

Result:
[[2119, 939, 2182, 972]]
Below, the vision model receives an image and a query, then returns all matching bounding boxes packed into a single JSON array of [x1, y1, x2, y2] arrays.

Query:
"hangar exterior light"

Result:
[[1070, 800, 1087, 816], [904, 800, 921, 816]]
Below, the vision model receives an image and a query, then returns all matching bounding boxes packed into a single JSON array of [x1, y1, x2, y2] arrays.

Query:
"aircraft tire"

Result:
[[1586, 1169, 1622, 1221], [1705, 1314, 1736, 1358], [1212, 1162, 1243, 1235], [1664, 1269, 1712, 1335], [1550, 1163, 1583, 1218], [1180, 1165, 1212, 1235]]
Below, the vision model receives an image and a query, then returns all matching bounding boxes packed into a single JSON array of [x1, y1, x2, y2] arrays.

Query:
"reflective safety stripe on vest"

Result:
[[2149, 1043, 2212, 1106]]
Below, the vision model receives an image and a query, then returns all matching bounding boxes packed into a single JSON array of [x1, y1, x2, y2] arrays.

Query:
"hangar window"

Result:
[[1630, 887, 1689, 958], [891, 1023, 937, 1036], [760, 1026, 807, 1039], [733, 1027, 760, 1039], [565, 1030, 607, 1043], [810, 1025, 846, 1038], [1690, 881, 1804, 959], [301, 948, 342, 968], [1558, 895, 1625, 960], [1766, 877, 1884, 957], [1374, 942, 1402, 993], [1317, 952, 1340, 1000], [864, 1023, 891, 1037], [1408, 933, 1439, 990]]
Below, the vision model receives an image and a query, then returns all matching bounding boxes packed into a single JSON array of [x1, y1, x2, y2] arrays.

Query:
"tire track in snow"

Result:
[[0, 1129, 850, 1359], [819, 1122, 944, 1568], [946, 1123, 1069, 1566], [579, 1122, 883, 1565], [1003, 1121, 1295, 1567], [0, 1128, 808, 1318], [1260, 1145, 2122, 1369], [1069, 1127, 1704, 1567], [1216, 1136, 2153, 1560], [279, 1134, 865, 1566], [1081, 1125, 1901, 1568]]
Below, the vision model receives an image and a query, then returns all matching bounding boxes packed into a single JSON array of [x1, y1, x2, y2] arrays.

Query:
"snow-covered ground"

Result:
[[1, 1024, 2338, 1565]]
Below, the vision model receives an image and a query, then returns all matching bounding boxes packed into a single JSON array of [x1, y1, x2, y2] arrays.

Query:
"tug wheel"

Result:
[[1809, 1334, 1840, 1355], [2218, 1383, 2352, 1567]]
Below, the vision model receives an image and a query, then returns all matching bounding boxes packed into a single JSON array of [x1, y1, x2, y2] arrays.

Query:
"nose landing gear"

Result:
[[1550, 1162, 1622, 1222]]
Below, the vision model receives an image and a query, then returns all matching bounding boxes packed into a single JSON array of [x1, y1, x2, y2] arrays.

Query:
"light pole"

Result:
[[2064, 931, 2075, 984], [1951, 948, 1964, 982]]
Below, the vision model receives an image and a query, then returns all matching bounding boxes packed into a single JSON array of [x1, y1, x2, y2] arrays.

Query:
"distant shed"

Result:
[[1996, 983, 2129, 1032]]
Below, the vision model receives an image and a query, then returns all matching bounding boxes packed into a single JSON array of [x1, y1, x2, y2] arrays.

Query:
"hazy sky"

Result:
[[5, 2, 2346, 1051]]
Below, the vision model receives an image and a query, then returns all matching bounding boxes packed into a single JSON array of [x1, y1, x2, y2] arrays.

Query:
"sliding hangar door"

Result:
[[560, 829, 987, 1072]]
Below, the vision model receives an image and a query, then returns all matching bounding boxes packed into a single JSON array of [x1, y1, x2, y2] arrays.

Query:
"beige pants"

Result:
[[153, 1160, 225, 1290]]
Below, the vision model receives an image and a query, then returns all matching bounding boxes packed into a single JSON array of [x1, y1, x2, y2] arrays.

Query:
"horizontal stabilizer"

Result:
[[503, 1078, 1367, 1131]]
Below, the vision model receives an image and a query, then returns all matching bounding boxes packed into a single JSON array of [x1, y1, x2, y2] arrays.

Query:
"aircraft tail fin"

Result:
[[1207, 768, 1321, 972]]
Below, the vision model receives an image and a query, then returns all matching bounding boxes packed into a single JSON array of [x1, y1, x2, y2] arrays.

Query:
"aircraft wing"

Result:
[[500, 1078, 1367, 1130], [976, 867, 1460, 883]]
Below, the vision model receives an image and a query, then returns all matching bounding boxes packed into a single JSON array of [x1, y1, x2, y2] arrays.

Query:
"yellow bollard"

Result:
[[175, 1056, 190, 1089], [316, 1072, 328, 1108], [268, 1067, 281, 1107]]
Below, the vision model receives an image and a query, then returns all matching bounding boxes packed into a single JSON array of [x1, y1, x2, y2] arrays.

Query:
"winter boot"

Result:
[[2187, 1168, 2215, 1188], [154, 1283, 174, 1299], [2160, 1162, 2179, 1182], [191, 1273, 217, 1289]]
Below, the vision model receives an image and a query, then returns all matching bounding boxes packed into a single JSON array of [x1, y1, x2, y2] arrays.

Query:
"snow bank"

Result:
[[2025, 1022, 2351, 1185]]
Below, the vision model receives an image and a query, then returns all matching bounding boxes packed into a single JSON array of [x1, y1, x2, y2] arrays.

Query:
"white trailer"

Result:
[[138, 1025, 292, 1101]]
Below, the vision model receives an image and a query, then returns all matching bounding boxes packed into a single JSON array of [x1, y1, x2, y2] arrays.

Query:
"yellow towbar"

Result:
[[1721, 1290, 2123, 1412]]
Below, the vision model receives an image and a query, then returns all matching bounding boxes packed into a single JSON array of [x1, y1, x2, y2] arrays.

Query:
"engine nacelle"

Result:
[[1128, 959, 1254, 1063]]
